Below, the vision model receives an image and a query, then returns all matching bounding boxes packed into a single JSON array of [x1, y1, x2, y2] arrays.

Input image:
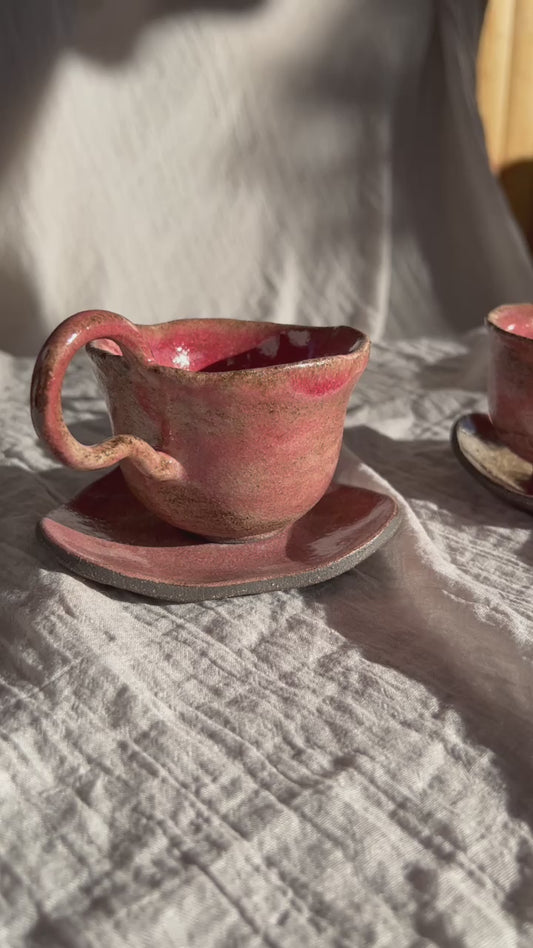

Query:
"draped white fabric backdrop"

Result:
[[1, 1, 533, 945], [0, 0, 532, 354]]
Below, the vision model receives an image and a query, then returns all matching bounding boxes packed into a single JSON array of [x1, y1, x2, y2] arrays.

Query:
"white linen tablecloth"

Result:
[[2, 0, 533, 943], [2, 332, 533, 947]]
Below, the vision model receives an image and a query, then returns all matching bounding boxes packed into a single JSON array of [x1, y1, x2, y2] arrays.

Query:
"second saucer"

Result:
[[452, 412, 533, 514]]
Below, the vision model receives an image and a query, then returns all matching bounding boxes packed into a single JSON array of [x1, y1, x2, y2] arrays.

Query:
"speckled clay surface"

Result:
[[487, 304, 533, 464], [452, 412, 533, 513], [38, 469, 401, 602], [31, 311, 371, 540]]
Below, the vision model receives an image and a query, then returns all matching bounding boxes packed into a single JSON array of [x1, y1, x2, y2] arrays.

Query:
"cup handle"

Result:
[[30, 309, 180, 479]]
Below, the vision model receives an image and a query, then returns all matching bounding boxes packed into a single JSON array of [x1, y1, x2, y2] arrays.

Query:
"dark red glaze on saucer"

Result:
[[38, 470, 400, 601]]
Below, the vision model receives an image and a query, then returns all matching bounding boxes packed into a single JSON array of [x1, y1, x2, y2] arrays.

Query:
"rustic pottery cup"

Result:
[[31, 311, 370, 541], [487, 303, 533, 464]]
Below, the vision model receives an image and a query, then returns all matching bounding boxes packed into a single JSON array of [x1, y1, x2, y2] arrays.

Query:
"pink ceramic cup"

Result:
[[487, 303, 533, 464], [31, 311, 371, 541]]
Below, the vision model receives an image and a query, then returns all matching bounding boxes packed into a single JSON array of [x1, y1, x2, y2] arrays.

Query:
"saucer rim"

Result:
[[38, 483, 401, 602], [451, 412, 533, 514]]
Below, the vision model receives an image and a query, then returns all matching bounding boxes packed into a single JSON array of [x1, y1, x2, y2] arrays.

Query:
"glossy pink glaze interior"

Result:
[[488, 304, 533, 341], [91, 321, 362, 372]]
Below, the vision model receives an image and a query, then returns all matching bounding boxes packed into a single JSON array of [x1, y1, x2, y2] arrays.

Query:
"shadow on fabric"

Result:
[[0, 0, 265, 355], [300, 558, 533, 844], [344, 424, 533, 539], [297, 424, 533, 835]]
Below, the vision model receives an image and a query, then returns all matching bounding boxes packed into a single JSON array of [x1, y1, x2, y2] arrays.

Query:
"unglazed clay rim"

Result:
[[486, 304, 533, 345], [87, 318, 370, 378]]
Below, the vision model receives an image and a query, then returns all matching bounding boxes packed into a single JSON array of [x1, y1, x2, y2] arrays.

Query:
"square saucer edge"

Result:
[[38, 472, 402, 602]]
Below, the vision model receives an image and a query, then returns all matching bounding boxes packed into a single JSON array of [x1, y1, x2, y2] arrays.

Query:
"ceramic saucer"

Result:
[[38, 469, 401, 602], [451, 412, 533, 513]]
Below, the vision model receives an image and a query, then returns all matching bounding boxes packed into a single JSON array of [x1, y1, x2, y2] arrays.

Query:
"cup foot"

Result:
[[201, 527, 287, 545]]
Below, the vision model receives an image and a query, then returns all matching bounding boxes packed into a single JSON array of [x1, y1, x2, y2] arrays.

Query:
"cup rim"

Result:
[[486, 303, 533, 345], [88, 317, 371, 377]]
